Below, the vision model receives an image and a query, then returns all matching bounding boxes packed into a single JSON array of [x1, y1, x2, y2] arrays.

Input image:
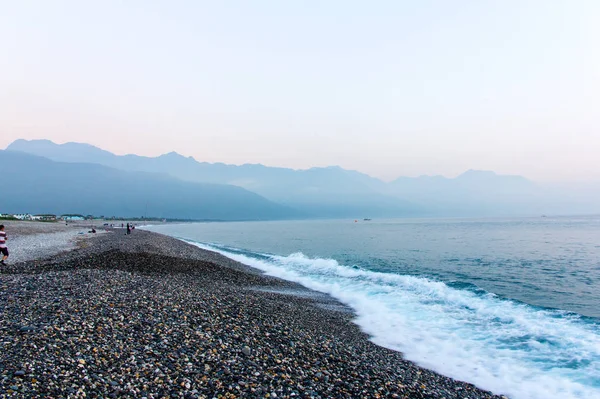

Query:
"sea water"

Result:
[[143, 216, 600, 399]]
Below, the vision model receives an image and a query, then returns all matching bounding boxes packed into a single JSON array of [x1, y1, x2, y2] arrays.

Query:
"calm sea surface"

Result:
[[144, 216, 600, 399]]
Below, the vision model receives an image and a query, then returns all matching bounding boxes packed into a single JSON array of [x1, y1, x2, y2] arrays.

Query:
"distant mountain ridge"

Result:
[[7, 139, 418, 217], [7, 139, 599, 217], [0, 150, 298, 220]]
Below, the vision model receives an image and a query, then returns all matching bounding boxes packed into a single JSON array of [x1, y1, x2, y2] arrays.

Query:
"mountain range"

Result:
[[5, 139, 600, 218], [0, 150, 296, 220]]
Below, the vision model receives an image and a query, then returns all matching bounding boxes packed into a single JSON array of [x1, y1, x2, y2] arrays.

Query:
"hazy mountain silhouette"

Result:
[[386, 170, 546, 215], [7, 139, 418, 217], [7, 139, 600, 217], [0, 150, 298, 220]]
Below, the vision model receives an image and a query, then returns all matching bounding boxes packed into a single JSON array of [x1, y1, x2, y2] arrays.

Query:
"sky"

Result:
[[1, 0, 599, 182]]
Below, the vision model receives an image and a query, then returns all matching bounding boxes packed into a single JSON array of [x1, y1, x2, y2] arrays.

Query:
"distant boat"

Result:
[[363, 218, 372, 221], [541, 215, 547, 218]]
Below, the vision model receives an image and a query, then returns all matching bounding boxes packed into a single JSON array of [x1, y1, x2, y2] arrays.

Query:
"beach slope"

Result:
[[0, 229, 504, 398]]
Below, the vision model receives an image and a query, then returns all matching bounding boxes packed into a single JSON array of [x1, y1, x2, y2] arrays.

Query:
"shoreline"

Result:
[[0, 228, 505, 398]]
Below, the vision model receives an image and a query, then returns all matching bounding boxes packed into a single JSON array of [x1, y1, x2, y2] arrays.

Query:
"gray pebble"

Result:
[[241, 346, 251, 356]]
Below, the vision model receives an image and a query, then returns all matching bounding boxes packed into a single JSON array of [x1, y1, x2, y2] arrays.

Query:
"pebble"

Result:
[[0, 229, 504, 399], [241, 346, 251, 356]]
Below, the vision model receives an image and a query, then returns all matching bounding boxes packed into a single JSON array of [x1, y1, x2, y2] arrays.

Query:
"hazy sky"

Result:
[[1, 1, 599, 182]]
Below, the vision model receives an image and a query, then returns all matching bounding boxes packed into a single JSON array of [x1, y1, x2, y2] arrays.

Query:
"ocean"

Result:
[[143, 216, 600, 399]]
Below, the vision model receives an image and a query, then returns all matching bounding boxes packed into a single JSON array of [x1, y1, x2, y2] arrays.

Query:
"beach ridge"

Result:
[[0, 228, 505, 398]]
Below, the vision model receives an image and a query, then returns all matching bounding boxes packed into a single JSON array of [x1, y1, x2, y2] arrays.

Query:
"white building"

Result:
[[61, 215, 85, 221], [13, 213, 33, 220]]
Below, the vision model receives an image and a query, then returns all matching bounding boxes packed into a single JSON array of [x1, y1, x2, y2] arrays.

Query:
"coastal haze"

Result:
[[1, 1, 600, 183], [3, 139, 600, 219], [2, 2, 600, 399]]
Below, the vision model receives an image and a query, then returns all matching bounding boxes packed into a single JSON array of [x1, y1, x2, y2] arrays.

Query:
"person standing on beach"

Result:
[[0, 225, 8, 266], [126, 223, 131, 235]]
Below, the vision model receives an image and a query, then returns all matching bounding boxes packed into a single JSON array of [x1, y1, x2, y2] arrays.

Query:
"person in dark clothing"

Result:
[[0, 225, 8, 266], [126, 223, 131, 235]]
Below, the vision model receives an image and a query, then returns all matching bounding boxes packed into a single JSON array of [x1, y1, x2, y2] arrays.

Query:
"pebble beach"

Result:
[[0, 224, 506, 399]]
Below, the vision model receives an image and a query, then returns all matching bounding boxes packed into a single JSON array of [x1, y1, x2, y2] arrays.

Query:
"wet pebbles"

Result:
[[0, 230, 506, 398]]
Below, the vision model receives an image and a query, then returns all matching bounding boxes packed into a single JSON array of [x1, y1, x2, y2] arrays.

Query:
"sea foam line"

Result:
[[184, 239, 600, 399]]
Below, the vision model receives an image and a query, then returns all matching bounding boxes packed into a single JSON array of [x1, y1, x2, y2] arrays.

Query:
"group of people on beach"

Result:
[[0, 225, 8, 266], [0, 221, 139, 267], [125, 222, 135, 234]]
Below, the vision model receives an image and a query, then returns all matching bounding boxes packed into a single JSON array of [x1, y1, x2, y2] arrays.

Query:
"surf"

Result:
[[184, 239, 600, 399]]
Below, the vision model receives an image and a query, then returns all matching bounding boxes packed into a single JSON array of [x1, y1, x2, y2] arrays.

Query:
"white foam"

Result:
[[188, 241, 600, 399]]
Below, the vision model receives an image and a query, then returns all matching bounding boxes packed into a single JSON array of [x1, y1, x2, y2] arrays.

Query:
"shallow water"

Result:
[[144, 216, 600, 399]]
